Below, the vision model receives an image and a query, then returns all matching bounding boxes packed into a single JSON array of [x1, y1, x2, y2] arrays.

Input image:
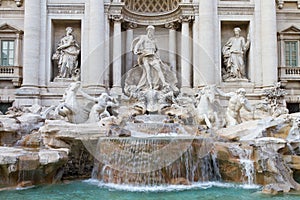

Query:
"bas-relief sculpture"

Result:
[[222, 27, 250, 81], [52, 27, 80, 80]]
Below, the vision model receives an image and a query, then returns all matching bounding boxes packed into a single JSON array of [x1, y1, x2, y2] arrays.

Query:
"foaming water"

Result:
[[2, 180, 300, 200], [84, 179, 261, 192]]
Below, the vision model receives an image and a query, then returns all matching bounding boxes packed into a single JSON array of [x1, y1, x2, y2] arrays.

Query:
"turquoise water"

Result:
[[0, 180, 300, 200]]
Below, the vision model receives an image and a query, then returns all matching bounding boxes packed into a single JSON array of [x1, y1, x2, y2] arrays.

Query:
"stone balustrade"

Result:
[[0, 65, 22, 86], [279, 67, 300, 80]]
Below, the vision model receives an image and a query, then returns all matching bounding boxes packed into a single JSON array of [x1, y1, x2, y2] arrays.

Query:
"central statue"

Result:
[[124, 25, 178, 114], [124, 25, 178, 97]]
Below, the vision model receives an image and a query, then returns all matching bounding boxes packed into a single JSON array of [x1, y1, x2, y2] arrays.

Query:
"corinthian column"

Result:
[[84, 0, 105, 88], [261, 0, 278, 87], [165, 22, 178, 69], [180, 16, 193, 90], [111, 15, 123, 94], [21, 0, 41, 88], [196, 0, 217, 86], [15, 0, 41, 105], [125, 23, 136, 73]]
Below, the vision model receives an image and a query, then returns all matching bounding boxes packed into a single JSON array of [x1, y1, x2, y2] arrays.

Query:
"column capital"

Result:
[[122, 22, 137, 30], [109, 14, 123, 22], [165, 22, 180, 30], [179, 15, 194, 23]]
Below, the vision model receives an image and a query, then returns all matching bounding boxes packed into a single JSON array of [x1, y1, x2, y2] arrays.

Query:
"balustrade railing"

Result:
[[279, 67, 300, 80], [0, 65, 22, 86]]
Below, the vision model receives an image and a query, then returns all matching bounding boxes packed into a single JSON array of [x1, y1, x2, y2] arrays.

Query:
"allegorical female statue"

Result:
[[52, 27, 80, 79], [222, 27, 250, 81]]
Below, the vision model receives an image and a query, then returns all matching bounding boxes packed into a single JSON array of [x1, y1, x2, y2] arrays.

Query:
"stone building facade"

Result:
[[0, 0, 299, 112]]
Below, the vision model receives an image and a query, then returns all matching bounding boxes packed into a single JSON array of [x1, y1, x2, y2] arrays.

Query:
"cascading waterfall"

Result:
[[239, 149, 255, 186], [287, 143, 296, 155], [93, 137, 221, 185]]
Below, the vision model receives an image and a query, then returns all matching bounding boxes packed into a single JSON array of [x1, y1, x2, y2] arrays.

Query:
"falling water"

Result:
[[93, 136, 220, 185], [239, 149, 255, 186], [287, 143, 296, 155]]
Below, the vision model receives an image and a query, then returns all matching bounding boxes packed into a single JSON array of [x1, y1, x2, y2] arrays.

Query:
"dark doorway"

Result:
[[287, 103, 300, 114]]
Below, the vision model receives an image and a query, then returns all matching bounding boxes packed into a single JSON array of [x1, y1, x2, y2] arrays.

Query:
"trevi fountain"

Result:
[[1, 25, 300, 199]]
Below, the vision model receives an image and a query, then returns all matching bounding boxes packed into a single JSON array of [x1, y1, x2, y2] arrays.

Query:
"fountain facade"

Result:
[[1, 0, 300, 196]]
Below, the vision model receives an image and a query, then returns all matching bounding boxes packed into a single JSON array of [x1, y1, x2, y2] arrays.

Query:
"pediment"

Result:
[[0, 23, 23, 34], [281, 26, 300, 33]]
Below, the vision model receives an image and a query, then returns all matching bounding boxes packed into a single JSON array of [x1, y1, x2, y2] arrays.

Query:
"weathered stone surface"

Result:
[[0, 147, 68, 187]]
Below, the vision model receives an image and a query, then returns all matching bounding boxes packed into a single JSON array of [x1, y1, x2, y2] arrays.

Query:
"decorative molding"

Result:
[[179, 15, 194, 23], [277, 0, 300, 9], [218, 5, 255, 15], [122, 22, 137, 30], [120, 2, 196, 26], [109, 1, 124, 22], [0, 23, 23, 34], [14, 0, 22, 7], [47, 4, 85, 15], [109, 14, 123, 22], [124, 0, 179, 14], [0, 0, 23, 7], [165, 22, 179, 30]]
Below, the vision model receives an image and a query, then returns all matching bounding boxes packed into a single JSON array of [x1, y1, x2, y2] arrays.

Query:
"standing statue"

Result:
[[52, 27, 80, 79], [216, 88, 253, 127], [124, 25, 178, 96], [222, 27, 250, 81]]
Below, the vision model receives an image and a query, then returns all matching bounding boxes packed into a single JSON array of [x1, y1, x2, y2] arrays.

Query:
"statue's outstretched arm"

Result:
[[79, 90, 97, 102]]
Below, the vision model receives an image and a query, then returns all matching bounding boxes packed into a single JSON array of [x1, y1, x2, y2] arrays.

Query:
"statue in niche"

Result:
[[124, 25, 178, 96], [222, 27, 250, 81], [52, 27, 80, 79]]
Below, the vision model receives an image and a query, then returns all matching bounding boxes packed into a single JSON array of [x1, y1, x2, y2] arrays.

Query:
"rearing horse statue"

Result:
[[195, 85, 220, 129]]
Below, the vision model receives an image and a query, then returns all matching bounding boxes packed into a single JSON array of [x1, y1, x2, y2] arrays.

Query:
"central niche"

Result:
[[125, 0, 179, 14]]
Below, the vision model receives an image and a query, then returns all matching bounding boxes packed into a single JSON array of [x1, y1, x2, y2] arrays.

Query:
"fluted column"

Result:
[[261, 0, 278, 86], [85, 0, 105, 88], [196, 0, 217, 86], [165, 22, 178, 69], [112, 16, 123, 93], [180, 16, 192, 89], [22, 0, 41, 88]]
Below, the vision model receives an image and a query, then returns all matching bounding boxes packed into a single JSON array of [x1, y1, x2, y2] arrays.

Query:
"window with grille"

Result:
[[285, 41, 298, 67], [1, 40, 15, 66]]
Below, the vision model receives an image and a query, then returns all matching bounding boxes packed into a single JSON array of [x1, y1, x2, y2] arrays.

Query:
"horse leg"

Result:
[[203, 114, 212, 129]]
